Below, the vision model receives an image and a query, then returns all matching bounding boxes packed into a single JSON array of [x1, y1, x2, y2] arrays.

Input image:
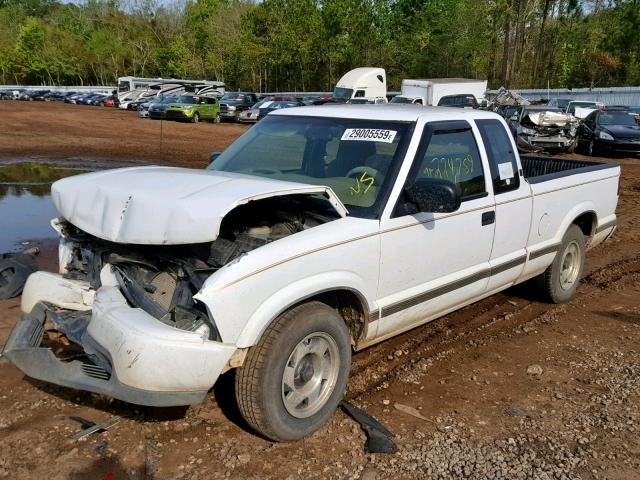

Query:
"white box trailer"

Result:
[[393, 78, 488, 106]]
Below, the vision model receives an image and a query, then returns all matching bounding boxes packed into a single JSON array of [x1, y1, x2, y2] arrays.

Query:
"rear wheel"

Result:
[[235, 301, 351, 441], [540, 225, 586, 303]]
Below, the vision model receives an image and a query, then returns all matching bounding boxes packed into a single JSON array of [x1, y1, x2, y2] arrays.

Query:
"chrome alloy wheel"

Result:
[[281, 332, 340, 418], [559, 240, 581, 290]]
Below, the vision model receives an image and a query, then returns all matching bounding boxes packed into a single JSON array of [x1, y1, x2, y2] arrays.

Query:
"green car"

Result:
[[164, 95, 221, 123]]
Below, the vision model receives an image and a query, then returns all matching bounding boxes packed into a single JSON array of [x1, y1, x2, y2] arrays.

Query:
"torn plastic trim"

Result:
[[2, 303, 209, 407]]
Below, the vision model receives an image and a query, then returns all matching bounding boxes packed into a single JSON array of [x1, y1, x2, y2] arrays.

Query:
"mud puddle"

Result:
[[0, 157, 146, 252]]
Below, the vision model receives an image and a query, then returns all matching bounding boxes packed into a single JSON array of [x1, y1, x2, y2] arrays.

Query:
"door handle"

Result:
[[482, 211, 495, 226]]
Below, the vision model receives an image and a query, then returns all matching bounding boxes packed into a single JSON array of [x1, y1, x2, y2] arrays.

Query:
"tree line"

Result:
[[0, 0, 638, 91]]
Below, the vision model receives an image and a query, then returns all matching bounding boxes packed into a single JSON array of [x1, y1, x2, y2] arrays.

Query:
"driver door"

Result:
[[374, 121, 496, 339]]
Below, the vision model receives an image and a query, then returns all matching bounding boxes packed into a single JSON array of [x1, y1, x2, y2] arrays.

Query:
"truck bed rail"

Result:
[[521, 156, 618, 184]]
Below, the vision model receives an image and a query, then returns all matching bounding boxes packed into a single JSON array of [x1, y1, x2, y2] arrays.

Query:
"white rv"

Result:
[[332, 67, 387, 103], [391, 78, 488, 106]]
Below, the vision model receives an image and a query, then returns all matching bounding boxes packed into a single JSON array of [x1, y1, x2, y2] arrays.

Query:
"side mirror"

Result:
[[208, 152, 221, 166], [404, 178, 461, 213]]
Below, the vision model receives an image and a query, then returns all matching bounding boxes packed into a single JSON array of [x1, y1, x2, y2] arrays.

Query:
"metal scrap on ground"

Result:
[[69, 416, 120, 441], [341, 402, 398, 454]]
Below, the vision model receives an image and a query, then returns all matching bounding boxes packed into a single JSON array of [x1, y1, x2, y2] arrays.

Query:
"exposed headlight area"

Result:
[[520, 126, 538, 136], [55, 197, 337, 342], [59, 222, 221, 341]]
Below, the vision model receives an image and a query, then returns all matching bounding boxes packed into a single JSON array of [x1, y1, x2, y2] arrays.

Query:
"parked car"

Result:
[[565, 100, 603, 119], [219, 92, 259, 121], [2, 105, 620, 443], [495, 104, 519, 120], [147, 96, 178, 120], [126, 97, 151, 111], [547, 98, 572, 110], [19, 90, 50, 101], [577, 108, 640, 156], [138, 100, 152, 118], [257, 100, 304, 120], [164, 95, 220, 123], [239, 96, 300, 123], [87, 94, 109, 106], [437, 94, 479, 109], [507, 105, 578, 153], [75, 93, 102, 105], [102, 96, 114, 108], [64, 93, 84, 104]]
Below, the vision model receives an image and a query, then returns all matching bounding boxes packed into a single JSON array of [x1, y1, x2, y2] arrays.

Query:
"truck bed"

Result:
[[521, 155, 618, 184]]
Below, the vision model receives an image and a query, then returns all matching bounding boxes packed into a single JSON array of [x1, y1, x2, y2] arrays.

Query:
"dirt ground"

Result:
[[0, 101, 639, 480], [0, 101, 247, 167]]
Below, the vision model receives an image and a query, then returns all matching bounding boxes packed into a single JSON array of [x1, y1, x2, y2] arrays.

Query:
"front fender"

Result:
[[234, 271, 374, 348]]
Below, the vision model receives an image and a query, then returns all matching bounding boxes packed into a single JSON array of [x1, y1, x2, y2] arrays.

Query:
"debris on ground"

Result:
[[0, 253, 37, 299], [526, 364, 544, 375], [394, 403, 432, 422], [92, 441, 108, 455], [69, 416, 120, 441], [341, 402, 398, 454]]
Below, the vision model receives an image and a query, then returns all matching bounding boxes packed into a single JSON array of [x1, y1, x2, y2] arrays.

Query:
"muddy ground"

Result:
[[0, 101, 639, 480]]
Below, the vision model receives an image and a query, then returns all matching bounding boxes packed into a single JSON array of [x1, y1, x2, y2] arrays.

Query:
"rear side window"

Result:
[[414, 127, 486, 199], [476, 119, 520, 194]]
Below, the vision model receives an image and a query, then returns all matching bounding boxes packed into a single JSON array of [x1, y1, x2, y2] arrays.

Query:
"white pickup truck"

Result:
[[3, 105, 619, 441]]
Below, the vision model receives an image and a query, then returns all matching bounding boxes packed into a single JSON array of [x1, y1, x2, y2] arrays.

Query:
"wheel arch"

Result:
[[235, 281, 373, 349], [554, 203, 598, 246], [571, 210, 597, 239]]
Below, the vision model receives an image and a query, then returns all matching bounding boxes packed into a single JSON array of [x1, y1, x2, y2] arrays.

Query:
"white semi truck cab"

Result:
[[332, 67, 387, 103], [4, 105, 619, 443]]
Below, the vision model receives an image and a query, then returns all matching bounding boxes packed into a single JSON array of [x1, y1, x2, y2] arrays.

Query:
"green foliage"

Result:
[[0, 0, 637, 89]]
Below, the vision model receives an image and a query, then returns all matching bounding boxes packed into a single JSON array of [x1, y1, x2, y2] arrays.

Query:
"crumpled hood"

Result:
[[51, 166, 347, 245]]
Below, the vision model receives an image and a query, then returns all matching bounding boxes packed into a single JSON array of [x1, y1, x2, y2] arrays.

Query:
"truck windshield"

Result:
[[208, 115, 412, 217], [390, 96, 412, 104], [332, 87, 354, 102]]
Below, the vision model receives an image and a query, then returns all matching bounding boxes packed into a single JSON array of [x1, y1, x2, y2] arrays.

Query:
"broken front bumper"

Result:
[[518, 134, 576, 152], [2, 272, 236, 407]]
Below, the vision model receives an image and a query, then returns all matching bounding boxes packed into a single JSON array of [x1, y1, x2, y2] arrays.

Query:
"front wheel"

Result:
[[235, 301, 351, 441], [192, 112, 200, 123], [588, 139, 598, 156], [540, 225, 586, 303], [213, 113, 221, 124]]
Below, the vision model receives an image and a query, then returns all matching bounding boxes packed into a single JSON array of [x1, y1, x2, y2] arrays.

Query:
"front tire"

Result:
[[192, 112, 200, 123], [214, 113, 221, 124], [235, 301, 351, 441], [540, 225, 586, 303]]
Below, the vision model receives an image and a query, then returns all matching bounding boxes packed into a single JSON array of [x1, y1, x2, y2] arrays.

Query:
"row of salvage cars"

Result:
[[491, 90, 640, 156], [137, 93, 323, 124]]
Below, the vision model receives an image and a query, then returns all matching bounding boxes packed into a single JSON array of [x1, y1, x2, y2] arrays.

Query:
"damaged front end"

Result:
[[3, 193, 340, 406], [516, 111, 579, 153]]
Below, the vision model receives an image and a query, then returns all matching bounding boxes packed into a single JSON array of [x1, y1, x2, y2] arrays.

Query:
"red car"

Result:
[[102, 97, 114, 107]]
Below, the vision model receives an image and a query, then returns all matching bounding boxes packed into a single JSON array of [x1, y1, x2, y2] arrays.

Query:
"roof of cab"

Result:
[[270, 103, 504, 122]]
